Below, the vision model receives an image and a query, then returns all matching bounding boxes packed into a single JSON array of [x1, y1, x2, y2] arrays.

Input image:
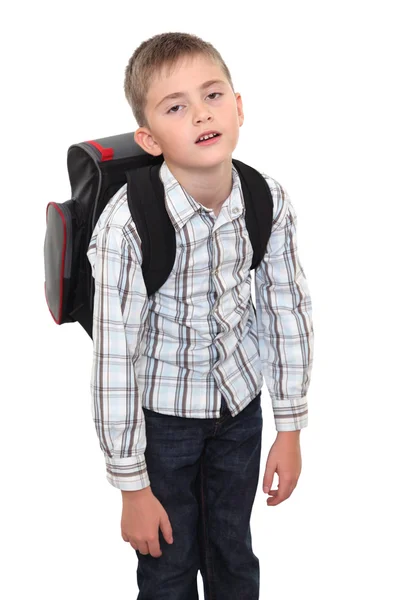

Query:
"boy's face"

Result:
[[134, 54, 244, 169]]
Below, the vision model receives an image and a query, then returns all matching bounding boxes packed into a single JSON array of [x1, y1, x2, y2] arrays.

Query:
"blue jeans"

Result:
[[136, 391, 263, 600]]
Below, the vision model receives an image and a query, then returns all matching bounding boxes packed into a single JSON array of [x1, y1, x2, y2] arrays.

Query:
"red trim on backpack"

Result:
[[86, 140, 114, 161], [45, 202, 67, 324]]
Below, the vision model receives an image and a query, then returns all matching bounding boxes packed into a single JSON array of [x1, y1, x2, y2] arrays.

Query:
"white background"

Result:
[[1, 0, 399, 598]]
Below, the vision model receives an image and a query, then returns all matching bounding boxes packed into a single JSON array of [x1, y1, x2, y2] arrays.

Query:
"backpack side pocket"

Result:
[[44, 200, 76, 324]]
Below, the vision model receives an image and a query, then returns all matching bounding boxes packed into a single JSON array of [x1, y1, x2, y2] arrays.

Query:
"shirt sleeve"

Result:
[[254, 179, 314, 431], [88, 224, 151, 490]]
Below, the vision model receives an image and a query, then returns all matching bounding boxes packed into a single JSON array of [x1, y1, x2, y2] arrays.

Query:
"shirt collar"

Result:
[[158, 159, 244, 231]]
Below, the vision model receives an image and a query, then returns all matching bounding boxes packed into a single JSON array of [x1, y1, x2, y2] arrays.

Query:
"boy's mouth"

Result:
[[195, 131, 222, 144], [195, 133, 222, 146]]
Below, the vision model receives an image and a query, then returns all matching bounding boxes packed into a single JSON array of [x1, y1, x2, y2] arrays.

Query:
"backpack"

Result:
[[44, 132, 274, 339]]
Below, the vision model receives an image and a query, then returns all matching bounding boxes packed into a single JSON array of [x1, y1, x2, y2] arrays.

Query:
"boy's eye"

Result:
[[167, 92, 223, 114]]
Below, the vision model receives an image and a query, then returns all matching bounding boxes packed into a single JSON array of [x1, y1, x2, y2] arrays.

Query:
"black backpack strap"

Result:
[[232, 159, 274, 270], [125, 159, 273, 301], [125, 162, 176, 297]]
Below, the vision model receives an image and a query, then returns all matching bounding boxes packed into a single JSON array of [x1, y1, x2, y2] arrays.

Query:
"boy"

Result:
[[87, 32, 314, 600]]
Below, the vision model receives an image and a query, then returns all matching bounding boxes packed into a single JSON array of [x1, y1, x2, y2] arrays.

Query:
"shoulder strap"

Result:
[[125, 162, 176, 298], [232, 159, 274, 270], [126, 159, 274, 298]]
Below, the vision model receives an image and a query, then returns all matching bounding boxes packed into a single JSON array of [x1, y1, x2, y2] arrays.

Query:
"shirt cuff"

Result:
[[104, 454, 151, 491], [273, 397, 309, 431]]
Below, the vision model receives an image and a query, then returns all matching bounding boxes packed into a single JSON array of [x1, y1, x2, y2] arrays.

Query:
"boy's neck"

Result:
[[165, 157, 234, 213]]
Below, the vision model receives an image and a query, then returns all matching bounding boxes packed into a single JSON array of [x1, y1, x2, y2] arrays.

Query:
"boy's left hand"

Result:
[[262, 433, 302, 506]]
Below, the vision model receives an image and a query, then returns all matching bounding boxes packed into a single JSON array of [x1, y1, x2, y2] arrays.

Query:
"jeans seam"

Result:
[[200, 452, 217, 600]]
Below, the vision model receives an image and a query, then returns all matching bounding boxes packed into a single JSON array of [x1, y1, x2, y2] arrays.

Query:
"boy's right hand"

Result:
[[120, 486, 174, 558]]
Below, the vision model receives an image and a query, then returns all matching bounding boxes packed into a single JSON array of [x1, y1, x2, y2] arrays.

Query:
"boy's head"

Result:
[[124, 32, 244, 171]]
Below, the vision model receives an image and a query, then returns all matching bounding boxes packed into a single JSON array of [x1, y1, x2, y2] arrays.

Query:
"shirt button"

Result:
[[232, 207, 239, 214]]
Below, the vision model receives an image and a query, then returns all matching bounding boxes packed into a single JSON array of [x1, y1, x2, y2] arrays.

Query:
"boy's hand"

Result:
[[120, 486, 174, 557], [262, 432, 302, 506]]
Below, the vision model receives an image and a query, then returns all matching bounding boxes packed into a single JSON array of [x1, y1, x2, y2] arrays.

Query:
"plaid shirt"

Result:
[[87, 160, 314, 491]]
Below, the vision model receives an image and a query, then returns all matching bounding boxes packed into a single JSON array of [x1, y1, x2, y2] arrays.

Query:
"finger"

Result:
[[160, 515, 174, 544], [263, 470, 275, 492], [267, 484, 290, 505], [148, 538, 163, 558], [130, 541, 138, 550], [138, 542, 150, 555], [267, 492, 285, 506]]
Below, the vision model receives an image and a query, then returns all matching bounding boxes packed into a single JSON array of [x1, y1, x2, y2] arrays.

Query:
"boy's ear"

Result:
[[134, 128, 163, 156], [235, 93, 244, 127]]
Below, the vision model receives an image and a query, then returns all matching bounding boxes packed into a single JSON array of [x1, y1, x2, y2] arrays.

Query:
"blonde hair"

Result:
[[123, 32, 235, 129]]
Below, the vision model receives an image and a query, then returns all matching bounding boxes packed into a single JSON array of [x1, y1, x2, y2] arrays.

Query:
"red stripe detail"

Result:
[[45, 202, 67, 325], [86, 140, 114, 161]]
